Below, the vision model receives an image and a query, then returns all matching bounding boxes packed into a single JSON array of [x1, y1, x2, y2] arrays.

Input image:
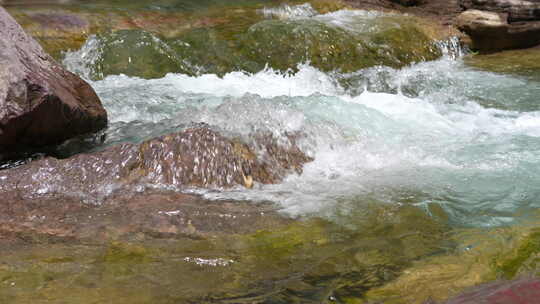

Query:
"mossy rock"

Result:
[[493, 228, 540, 279], [465, 49, 540, 80], [169, 28, 253, 76], [238, 16, 441, 74], [63, 6, 444, 79], [363, 226, 516, 304], [238, 19, 365, 73], [86, 29, 191, 79]]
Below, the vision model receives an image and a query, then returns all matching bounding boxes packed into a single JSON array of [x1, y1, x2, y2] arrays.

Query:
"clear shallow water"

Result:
[[61, 41, 540, 227], [3, 4, 540, 303]]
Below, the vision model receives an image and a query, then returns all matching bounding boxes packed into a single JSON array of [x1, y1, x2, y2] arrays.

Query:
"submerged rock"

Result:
[[7, 11, 92, 59], [84, 29, 189, 79], [439, 277, 540, 304], [0, 194, 453, 304], [464, 48, 540, 79], [73, 10, 444, 79], [0, 7, 107, 159], [0, 125, 312, 201], [0, 189, 293, 243]]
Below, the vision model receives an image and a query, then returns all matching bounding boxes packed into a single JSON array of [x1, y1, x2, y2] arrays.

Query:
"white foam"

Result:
[[67, 43, 540, 226], [260, 3, 318, 19]]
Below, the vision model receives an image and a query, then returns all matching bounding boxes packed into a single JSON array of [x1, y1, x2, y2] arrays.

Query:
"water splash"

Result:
[[436, 36, 466, 60], [63, 34, 102, 80], [259, 3, 318, 19], [69, 56, 540, 227], [57, 5, 540, 227]]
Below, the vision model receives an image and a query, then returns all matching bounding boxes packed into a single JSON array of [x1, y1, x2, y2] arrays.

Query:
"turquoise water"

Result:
[[59, 16, 540, 228]]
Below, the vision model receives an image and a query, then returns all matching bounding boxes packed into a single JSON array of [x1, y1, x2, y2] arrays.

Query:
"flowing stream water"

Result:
[[3, 1, 540, 303], [62, 10, 540, 228]]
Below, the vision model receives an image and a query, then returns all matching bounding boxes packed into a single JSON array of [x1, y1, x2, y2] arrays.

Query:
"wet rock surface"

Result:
[[464, 47, 540, 79], [0, 125, 312, 201], [0, 189, 293, 244], [435, 277, 540, 304], [0, 7, 107, 159]]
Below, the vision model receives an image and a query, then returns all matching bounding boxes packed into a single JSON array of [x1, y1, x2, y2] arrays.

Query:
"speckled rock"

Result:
[[0, 125, 312, 202]]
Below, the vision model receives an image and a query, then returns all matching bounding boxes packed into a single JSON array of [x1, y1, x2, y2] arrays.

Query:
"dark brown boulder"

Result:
[[457, 9, 540, 51], [391, 0, 423, 6], [0, 7, 107, 159], [461, 0, 540, 22]]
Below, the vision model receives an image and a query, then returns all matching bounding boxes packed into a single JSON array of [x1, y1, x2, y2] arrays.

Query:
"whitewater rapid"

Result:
[[58, 5, 540, 226], [64, 55, 540, 227]]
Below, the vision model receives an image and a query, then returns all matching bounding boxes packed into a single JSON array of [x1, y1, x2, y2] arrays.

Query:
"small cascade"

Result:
[[435, 36, 467, 59]]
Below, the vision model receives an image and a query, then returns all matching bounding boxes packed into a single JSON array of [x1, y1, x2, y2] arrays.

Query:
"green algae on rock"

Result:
[[364, 223, 540, 304], [492, 228, 540, 279], [84, 29, 190, 79], [464, 48, 540, 80], [224, 12, 442, 74], [211, 202, 453, 303], [61, 5, 446, 79]]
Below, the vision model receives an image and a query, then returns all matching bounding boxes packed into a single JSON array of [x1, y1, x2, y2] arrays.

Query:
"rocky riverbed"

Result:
[[2, 0, 540, 303]]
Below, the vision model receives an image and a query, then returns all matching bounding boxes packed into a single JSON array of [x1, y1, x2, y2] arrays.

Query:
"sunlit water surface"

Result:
[[3, 3, 540, 304], [61, 32, 540, 228]]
